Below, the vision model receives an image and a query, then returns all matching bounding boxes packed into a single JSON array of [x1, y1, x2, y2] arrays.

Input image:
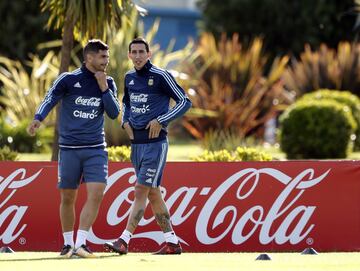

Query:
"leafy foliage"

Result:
[[0, 0, 61, 60], [107, 145, 131, 162], [279, 100, 356, 159], [0, 117, 52, 153], [41, 0, 134, 43], [197, 0, 355, 57], [300, 89, 360, 150], [0, 146, 18, 161], [234, 147, 272, 161], [0, 52, 59, 125], [192, 147, 272, 161], [283, 42, 360, 97], [181, 33, 291, 142], [192, 149, 235, 161]]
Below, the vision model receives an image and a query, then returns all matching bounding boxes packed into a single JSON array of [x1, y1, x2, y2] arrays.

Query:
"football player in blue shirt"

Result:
[[28, 39, 120, 258], [104, 37, 191, 255]]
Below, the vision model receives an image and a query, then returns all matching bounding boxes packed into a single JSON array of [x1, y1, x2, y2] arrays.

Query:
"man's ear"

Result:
[[85, 53, 93, 63]]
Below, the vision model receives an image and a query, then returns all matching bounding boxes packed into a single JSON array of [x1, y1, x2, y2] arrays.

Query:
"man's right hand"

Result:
[[123, 122, 134, 140], [27, 120, 41, 136]]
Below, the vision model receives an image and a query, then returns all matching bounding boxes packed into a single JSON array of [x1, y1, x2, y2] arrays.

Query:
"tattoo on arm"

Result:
[[155, 212, 172, 232]]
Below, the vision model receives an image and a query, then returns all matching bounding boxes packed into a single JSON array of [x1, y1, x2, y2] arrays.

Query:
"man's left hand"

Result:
[[146, 119, 162, 139]]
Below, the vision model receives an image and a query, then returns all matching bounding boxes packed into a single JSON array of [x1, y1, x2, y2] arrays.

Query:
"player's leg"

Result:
[[104, 183, 150, 254], [58, 149, 82, 258], [74, 148, 107, 258], [148, 188, 182, 255], [126, 183, 151, 231], [147, 140, 181, 254], [104, 142, 151, 254]]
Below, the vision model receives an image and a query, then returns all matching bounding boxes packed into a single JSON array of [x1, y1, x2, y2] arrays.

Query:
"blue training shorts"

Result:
[[131, 139, 168, 187], [58, 148, 108, 189]]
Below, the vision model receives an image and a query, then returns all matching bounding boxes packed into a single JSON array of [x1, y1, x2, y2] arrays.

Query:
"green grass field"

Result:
[[17, 142, 204, 161], [0, 252, 359, 271]]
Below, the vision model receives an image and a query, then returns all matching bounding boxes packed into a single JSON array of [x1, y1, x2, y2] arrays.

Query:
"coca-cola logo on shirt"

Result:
[[75, 96, 101, 107]]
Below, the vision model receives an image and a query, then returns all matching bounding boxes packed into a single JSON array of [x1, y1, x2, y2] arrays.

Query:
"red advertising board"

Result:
[[0, 161, 359, 252]]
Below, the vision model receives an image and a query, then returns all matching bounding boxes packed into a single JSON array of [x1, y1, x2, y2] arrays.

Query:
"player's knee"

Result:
[[87, 190, 104, 203], [134, 184, 150, 200], [61, 191, 76, 206], [148, 188, 161, 204]]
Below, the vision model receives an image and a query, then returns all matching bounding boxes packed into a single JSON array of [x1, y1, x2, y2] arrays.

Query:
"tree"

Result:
[[197, 0, 356, 58], [40, 0, 134, 160], [0, 0, 61, 60]]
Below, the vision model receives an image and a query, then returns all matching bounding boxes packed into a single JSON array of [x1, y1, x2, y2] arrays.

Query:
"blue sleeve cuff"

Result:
[[102, 89, 110, 95], [34, 114, 43, 122]]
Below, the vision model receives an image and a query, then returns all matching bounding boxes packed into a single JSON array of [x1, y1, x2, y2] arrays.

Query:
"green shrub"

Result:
[[192, 147, 272, 161], [300, 89, 360, 150], [279, 100, 356, 159], [0, 146, 18, 161], [0, 117, 52, 153], [107, 146, 131, 162]]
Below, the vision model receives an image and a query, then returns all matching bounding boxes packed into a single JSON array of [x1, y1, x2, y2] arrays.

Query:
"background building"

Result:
[[133, 0, 201, 50]]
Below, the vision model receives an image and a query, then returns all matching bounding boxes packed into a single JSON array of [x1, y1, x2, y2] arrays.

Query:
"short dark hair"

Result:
[[83, 39, 109, 59], [128, 37, 149, 52]]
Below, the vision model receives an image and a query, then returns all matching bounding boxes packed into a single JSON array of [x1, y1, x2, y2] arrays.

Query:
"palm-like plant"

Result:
[[40, 0, 134, 160], [283, 42, 360, 97], [0, 52, 60, 125], [181, 33, 291, 141]]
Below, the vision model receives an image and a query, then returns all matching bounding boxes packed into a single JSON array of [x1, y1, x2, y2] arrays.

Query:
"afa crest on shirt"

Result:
[[148, 78, 154, 86]]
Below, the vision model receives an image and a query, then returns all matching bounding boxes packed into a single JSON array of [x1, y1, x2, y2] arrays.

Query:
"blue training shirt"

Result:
[[34, 64, 120, 148], [121, 60, 192, 144]]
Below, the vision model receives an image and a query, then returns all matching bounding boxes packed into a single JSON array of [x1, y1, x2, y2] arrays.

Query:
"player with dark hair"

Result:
[[104, 37, 192, 255], [28, 39, 120, 258]]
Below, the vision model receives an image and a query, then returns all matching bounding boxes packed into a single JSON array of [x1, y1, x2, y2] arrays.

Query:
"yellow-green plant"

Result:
[[192, 149, 235, 162], [107, 145, 131, 162], [192, 147, 272, 161], [0, 51, 60, 126], [283, 42, 360, 97], [0, 146, 19, 161], [234, 146, 272, 161], [180, 33, 291, 141]]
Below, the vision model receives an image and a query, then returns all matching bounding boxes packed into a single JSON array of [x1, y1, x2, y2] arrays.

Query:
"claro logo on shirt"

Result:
[[131, 105, 150, 114], [75, 96, 101, 107], [73, 109, 99, 119]]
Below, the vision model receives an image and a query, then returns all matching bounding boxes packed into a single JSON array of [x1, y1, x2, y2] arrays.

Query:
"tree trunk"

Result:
[[51, 10, 75, 161]]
